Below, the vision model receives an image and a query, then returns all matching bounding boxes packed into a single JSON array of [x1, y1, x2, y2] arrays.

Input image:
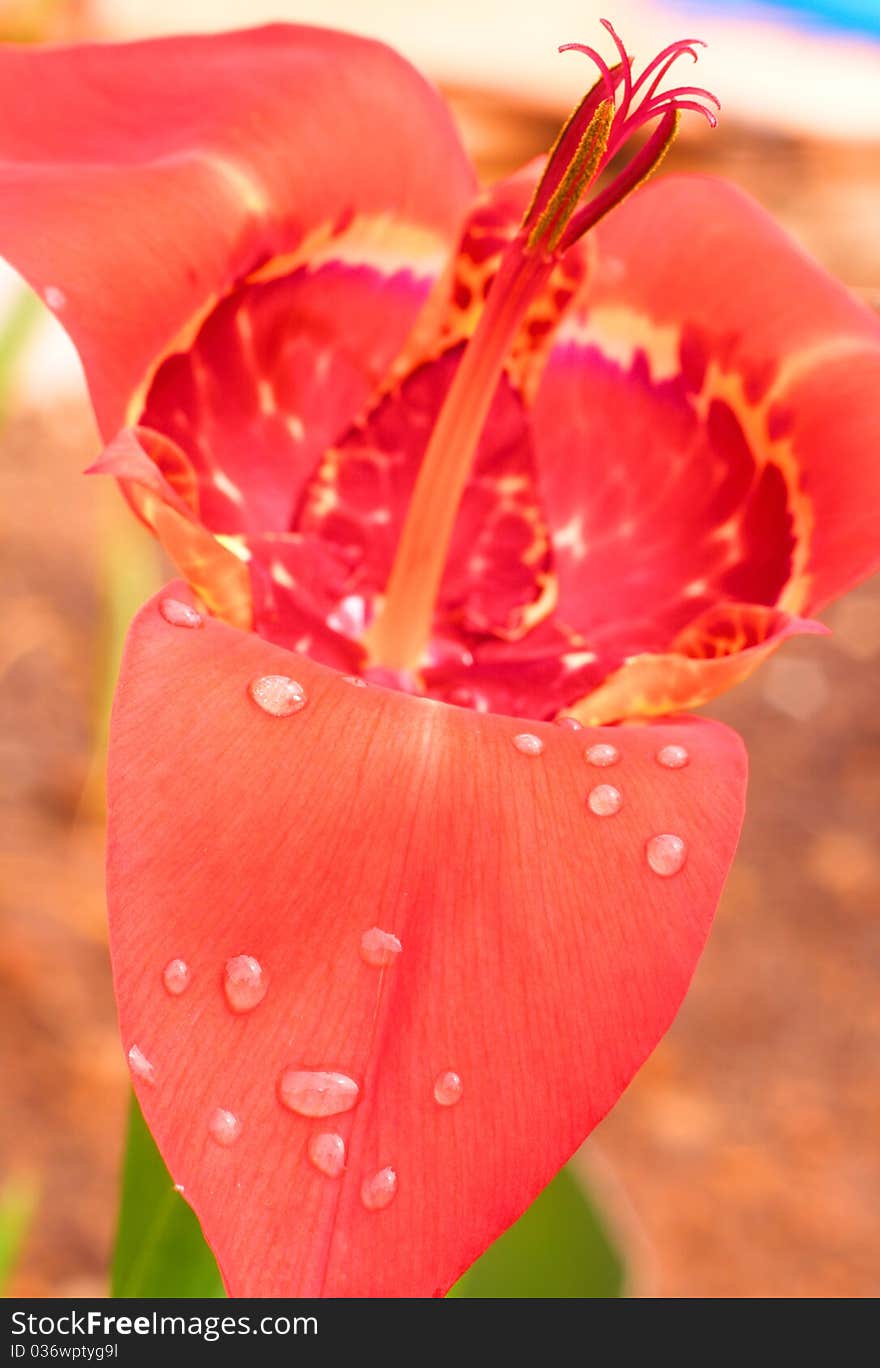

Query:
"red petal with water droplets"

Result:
[[109, 584, 746, 1296], [0, 25, 474, 434]]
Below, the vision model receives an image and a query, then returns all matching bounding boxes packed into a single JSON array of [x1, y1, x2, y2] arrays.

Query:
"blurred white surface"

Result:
[[90, 0, 880, 139]]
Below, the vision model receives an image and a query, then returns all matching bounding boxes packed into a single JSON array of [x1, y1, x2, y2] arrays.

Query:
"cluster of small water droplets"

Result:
[[279, 1069, 360, 1118], [128, 1045, 155, 1084], [360, 1166, 398, 1211], [656, 743, 689, 769], [223, 955, 267, 1013], [307, 1131, 346, 1178], [585, 742, 620, 767], [433, 1071, 463, 1107], [512, 733, 544, 756], [162, 958, 191, 996], [208, 1108, 241, 1147], [587, 784, 623, 817], [248, 674, 307, 717], [645, 833, 687, 877], [579, 735, 692, 876], [360, 927, 402, 968], [159, 597, 203, 629]]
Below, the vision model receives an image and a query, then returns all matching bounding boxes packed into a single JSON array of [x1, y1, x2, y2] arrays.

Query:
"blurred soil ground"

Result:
[[1, 105, 878, 1297]]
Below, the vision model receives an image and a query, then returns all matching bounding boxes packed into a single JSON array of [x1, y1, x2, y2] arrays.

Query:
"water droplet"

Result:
[[646, 833, 687, 877], [342, 675, 367, 687], [223, 955, 267, 1013], [43, 285, 66, 310], [127, 1045, 155, 1084], [173, 1183, 185, 1194], [657, 744, 690, 769], [208, 1107, 241, 1146], [308, 1131, 346, 1178], [585, 743, 620, 767], [555, 716, 583, 730], [249, 674, 307, 717], [162, 958, 191, 996], [433, 1071, 463, 1107], [360, 927, 402, 968], [512, 733, 544, 756], [159, 597, 202, 629], [361, 1166, 397, 1211], [587, 784, 623, 817], [279, 1070, 359, 1118]]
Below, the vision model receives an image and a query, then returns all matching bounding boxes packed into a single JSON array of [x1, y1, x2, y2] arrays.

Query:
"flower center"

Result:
[[364, 21, 718, 675]]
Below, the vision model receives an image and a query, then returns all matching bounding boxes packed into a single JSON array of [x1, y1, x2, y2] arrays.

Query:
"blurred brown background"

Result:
[[1, 0, 878, 1298]]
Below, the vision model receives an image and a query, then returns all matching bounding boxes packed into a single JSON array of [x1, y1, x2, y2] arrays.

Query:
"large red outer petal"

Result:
[[0, 25, 475, 432], [109, 585, 747, 1296], [533, 175, 880, 718]]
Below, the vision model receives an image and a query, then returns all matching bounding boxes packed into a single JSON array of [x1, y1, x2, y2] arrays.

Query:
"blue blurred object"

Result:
[[697, 1, 880, 39]]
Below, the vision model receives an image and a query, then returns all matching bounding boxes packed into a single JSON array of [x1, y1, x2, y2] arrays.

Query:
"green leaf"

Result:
[[0, 1175, 38, 1295], [0, 289, 41, 426], [448, 1164, 624, 1298], [112, 1093, 225, 1298]]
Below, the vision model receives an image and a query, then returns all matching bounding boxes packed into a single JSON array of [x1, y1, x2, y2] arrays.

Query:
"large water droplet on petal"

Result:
[[360, 927, 402, 968], [585, 743, 620, 767], [433, 1070, 463, 1107], [361, 1166, 398, 1211], [657, 744, 690, 769], [128, 1045, 155, 1084], [512, 733, 544, 756], [248, 675, 307, 717], [278, 1070, 360, 1118], [646, 833, 687, 876], [307, 1131, 346, 1178], [159, 598, 203, 629], [208, 1108, 241, 1146], [223, 955, 267, 1013], [587, 783, 623, 817], [162, 958, 191, 996]]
